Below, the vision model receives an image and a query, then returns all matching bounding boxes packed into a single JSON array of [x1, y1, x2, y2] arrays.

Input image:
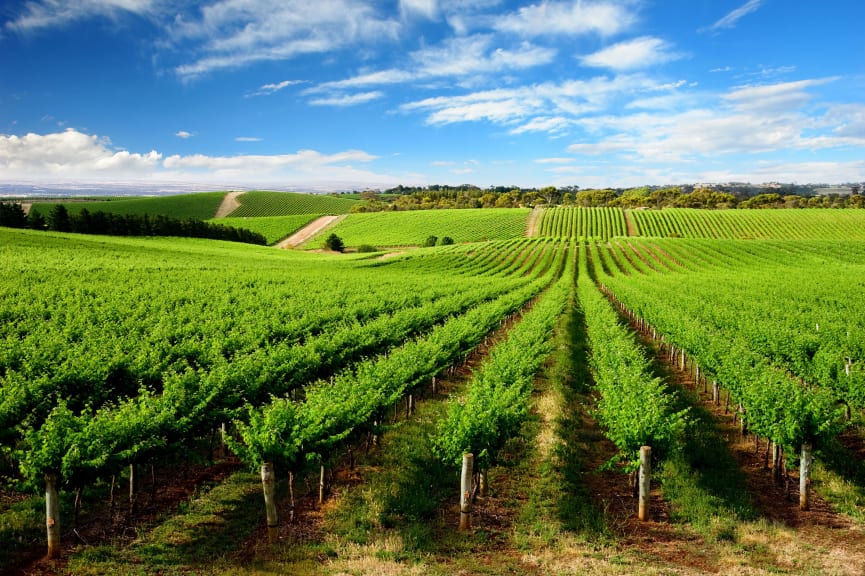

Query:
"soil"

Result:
[[275, 215, 344, 249], [624, 210, 636, 237], [525, 207, 543, 237], [213, 191, 244, 218]]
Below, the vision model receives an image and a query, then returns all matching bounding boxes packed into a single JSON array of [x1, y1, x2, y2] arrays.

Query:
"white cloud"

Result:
[[511, 116, 573, 134], [565, 79, 865, 163], [494, 0, 635, 37], [400, 0, 438, 19], [235, 136, 262, 142], [723, 78, 837, 113], [163, 149, 377, 171], [0, 128, 392, 185], [5, 0, 159, 32], [310, 34, 555, 94], [0, 129, 160, 179], [703, 0, 763, 33], [308, 91, 384, 107], [580, 36, 681, 71], [401, 74, 664, 127], [247, 79, 304, 97], [175, 130, 192, 139], [535, 157, 575, 164], [172, 0, 401, 78]]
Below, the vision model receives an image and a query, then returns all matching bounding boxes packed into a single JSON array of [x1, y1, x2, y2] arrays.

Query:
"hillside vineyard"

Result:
[[1, 203, 864, 575]]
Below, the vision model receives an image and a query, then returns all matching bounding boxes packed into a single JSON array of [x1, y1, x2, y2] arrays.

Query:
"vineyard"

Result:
[[28, 192, 228, 220], [2, 202, 865, 575], [534, 206, 628, 239], [209, 215, 322, 244], [627, 207, 865, 240], [301, 208, 531, 248], [225, 191, 357, 217]]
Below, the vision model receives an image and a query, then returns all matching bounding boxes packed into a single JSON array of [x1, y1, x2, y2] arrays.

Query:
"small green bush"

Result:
[[357, 244, 379, 253], [438, 236, 455, 245], [422, 235, 438, 247], [323, 233, 345, 252]]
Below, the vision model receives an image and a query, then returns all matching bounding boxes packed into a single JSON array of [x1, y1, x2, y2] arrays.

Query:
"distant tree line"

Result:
[[338, 183, 864, 212], [0, 202, 267, 245]]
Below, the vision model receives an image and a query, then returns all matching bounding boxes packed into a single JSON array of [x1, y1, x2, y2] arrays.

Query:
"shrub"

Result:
[[438, 236, 454, 245], [422, 235, 438, 247], [323, 233, 345, 252], [357, 244, 378, 253]]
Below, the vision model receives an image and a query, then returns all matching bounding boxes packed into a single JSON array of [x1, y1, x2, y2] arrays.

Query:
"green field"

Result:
[[627, 207, 865, 239], [28, 192, 228, 220], [303, 208, 531, 247], [209, 214, 321, 244], [226, 190, 357, 217], [2, 204, 865, 576]]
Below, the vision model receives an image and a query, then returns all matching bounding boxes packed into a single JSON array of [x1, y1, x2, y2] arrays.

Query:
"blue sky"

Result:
[[1, 0, 864, 190]]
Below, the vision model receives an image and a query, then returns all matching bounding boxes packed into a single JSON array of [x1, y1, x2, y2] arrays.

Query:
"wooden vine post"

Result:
[[800, 442, 813, 511], [45, 472, 61, 559], [638, 446, 651, 521], [261, 462, 279, 542], [459, 453, 474, 531]]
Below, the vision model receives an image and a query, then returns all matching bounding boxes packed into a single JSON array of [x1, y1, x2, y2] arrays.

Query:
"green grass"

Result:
[[209, 214, 321, 244], [227, 191, 357, 217], [28, 192, 227, 220], [303, 208, 530, 248]]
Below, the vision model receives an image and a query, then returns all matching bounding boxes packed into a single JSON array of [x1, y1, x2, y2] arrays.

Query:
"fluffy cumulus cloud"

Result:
[[0, 128, 390, 184], [0, 129, 161, 179]]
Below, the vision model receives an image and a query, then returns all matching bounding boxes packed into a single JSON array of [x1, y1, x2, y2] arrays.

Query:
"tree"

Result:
[[423, 235, 438, 247], [48, 205, 71, 232], [438, 236, 455, 246], [0, 202, 27, 228], [323, 233, 344, 252]]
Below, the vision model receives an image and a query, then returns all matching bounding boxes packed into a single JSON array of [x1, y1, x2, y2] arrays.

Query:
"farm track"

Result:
[[276, 214, 344, 248], [213, 190, 244, 218], [624, 209, 636, 237], [525, 207, 543, 237]]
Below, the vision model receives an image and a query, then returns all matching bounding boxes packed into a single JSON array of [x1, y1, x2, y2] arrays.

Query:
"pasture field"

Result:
[[1, 202, 865, 576], [225, 190, 357, 217], [28, 192, 228, 220], [209, 214, 322, 244], [302, 207, 531, 247]]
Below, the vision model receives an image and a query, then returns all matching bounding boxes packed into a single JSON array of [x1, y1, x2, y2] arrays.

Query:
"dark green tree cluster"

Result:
[[0, 202, 26, 227], [0, 202, 266, 245], [323, 233, 345, 252], [422, 235, 455, 247]]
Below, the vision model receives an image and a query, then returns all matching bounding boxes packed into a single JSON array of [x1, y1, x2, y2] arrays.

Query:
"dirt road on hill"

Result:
[[276, 214, 344, 248], [214, 191, 244, 218], [525, 207, 542, 237]]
